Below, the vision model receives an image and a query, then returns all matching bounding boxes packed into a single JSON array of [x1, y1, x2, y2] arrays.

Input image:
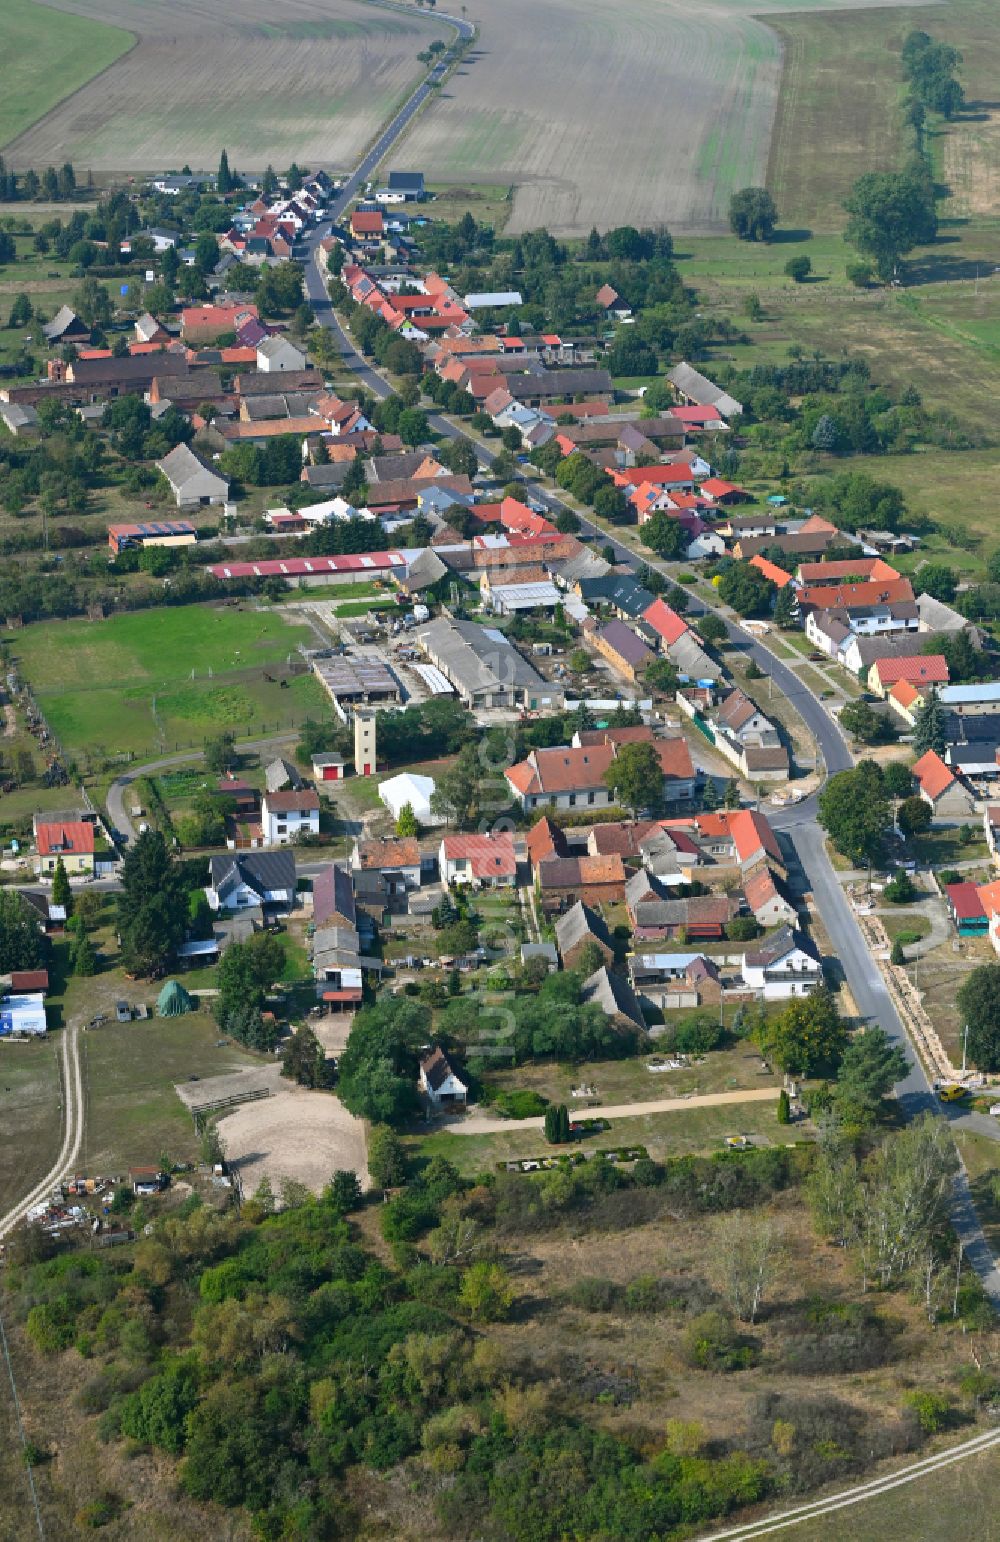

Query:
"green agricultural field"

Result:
[[0, 0, 133, 151], [8, 603, 328, 760], [762, 1437, 1000, 1540]]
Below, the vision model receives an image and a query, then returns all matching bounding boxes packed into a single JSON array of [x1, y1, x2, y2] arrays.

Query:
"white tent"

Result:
[[378, 772, 442, 827]]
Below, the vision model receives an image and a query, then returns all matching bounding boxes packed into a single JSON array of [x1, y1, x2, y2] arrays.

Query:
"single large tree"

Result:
[[337, 997, 426, 1126], [641, 510, 688, 560], [117, 830, 186, 977], [217, 149, 233, 195], [603, 741, 664, 818], [729, 186, 778, 242], [817, 760, 890, 866], [844, 169, 937, 280], [51, 856, 72, 916], [912, 689, 947, 757], [717, 561, 776, 618], [0, 890, 47, 972], [958, 964, 1000, 1072], [757, 989, 848, 1079], [831, 1024, 908, 1131]]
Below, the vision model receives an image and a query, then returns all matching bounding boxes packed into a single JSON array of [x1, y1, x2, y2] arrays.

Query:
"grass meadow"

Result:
[[8, 603, 327, 760]]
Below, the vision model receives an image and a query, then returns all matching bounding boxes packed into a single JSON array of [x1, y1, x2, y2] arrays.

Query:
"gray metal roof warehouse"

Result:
[[415, 616, 561, 710]]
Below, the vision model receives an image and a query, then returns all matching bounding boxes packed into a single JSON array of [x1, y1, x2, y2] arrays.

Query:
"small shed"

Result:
[[157, 979, 194, 1016]]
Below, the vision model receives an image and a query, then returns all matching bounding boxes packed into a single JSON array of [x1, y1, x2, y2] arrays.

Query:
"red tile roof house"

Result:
[[867, 654, 949, 698], [642, 598, 690, 649], [35, 820, 95, 877], [749, 555, 795, 589], [439, 833, 517, 890], [912, 749, 976, 821], [536, 853, 627, 912], [945, 881, 989, 936], [574, 726, 696, 804], [507, 744, 617, 813], [526, 814, 567, 870], [181, 302, 258, 344]]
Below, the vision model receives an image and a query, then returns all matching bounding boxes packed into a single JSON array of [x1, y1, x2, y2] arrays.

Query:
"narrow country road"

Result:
[[444, 1086, 780, 1136], [107, 729, 300, 842]]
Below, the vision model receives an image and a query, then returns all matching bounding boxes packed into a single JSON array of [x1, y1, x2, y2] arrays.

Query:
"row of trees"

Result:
[[0, 156, 79, 203]]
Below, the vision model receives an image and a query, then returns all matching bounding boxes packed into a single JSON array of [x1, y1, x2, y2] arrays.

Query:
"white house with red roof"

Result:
[[439, 833, 517, 890], [35, 820, 95, 877]]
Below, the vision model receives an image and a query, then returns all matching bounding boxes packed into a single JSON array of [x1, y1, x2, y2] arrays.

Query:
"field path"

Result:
[[0, 1016, 85, 1240], [695, 1424, 1000, 1540], [443, 1086, 779, 1135]]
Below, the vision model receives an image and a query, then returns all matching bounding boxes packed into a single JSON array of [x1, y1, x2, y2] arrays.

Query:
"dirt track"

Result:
[[447, 1086, 779, 1136]]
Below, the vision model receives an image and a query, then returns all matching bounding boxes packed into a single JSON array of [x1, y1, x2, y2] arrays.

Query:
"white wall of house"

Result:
[[262, 804, 319, 845]]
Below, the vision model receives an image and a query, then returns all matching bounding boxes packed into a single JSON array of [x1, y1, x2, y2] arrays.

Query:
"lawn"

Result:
[[8, 603, 327, 760], [424, 182, 513, 232], [0, 0, 133, 151], [77, 1010, 258, 1174], [0, 1035, 64, 1216], [482, 1043, 780, 1108], [408, 1096, 793, 1178]]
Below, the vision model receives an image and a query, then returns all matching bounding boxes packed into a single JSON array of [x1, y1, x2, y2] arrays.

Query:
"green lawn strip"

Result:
[[481, 1045, 780, 1108], [912, 830, 989, 866], [759, 1433, 1000, 1541], [878, 912, 932, 944], [406, 1098, 790, 1178], [0, 1036, 63, 1214], [0, 0, 133, 150]]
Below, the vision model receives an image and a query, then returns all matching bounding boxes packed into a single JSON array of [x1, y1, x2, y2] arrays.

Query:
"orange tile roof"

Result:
[[976, 880, 1000, 917], [355, 836, 420, 869], [797, 576, 914, 610], [913, 749, 955, 801], [526, 815, 565, 866], [507, 744, 615, 797], [889, 680, 922, 710], [729, 809, 783, 866], [797, 557, 899, 584], [442, 833, 517, 879], [749, 555, 794, 588]]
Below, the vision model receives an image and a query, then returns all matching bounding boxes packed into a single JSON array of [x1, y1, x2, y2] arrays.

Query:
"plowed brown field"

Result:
[[5, 0, 449, 174]]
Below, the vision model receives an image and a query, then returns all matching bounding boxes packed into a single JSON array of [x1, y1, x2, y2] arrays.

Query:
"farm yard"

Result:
[[6, 603, 327, 761], [399, 0, 924, 236], [2, 0, 450, 174]]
